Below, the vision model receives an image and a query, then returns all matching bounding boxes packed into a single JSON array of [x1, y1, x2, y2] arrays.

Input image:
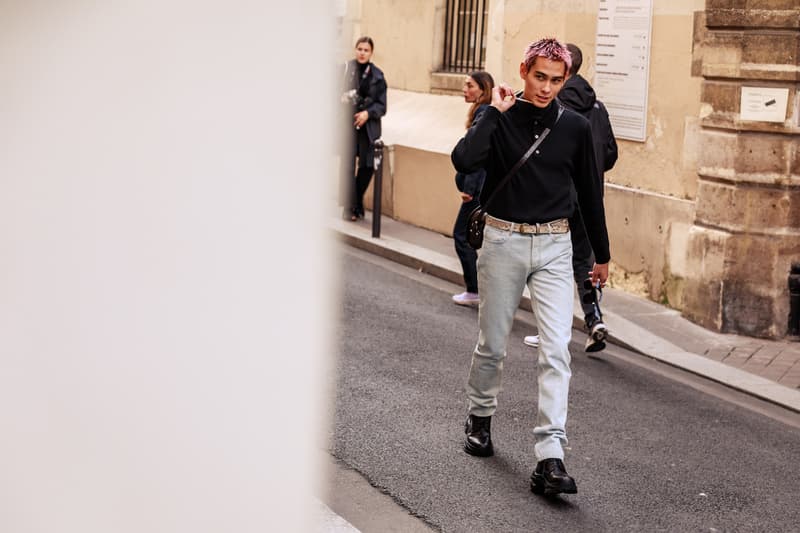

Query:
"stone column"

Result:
[[483, 0, 506, 80], [684, 1, 800, 338]]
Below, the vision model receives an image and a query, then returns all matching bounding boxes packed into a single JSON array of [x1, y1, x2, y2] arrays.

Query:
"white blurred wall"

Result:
[[0, 1, 335, 531]]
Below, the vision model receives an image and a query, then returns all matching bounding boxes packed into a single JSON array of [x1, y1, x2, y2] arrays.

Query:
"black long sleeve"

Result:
[[451, 100, 610, 263]]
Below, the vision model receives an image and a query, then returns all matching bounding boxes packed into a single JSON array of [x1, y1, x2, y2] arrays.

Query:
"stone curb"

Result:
[[333, 219, 800, 414]]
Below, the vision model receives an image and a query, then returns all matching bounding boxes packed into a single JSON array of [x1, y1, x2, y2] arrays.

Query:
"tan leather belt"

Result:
[[485, 215, 569, 235]]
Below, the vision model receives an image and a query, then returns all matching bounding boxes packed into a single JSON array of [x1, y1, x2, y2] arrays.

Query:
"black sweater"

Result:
[[451, 99, 610, 264]]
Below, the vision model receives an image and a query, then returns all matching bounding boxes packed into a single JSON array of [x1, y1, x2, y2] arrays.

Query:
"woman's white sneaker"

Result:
[[523, 335, 540, 347], [452, 292, 480, 306]]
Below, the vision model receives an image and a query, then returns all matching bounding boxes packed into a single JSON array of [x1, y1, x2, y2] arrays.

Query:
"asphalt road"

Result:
[[329, 246, 800, 533]]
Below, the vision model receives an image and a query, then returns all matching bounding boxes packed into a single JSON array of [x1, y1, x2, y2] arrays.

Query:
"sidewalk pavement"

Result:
[[332, 212, 800, 414]]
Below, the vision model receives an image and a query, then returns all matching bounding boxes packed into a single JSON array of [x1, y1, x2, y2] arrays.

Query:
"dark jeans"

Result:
[[569, 207, 597, 319], [453, 197, 480, 293]]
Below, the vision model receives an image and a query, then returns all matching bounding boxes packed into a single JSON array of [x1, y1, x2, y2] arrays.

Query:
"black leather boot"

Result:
[[530, 458, 577, 495], [463, 414, 494, 457]]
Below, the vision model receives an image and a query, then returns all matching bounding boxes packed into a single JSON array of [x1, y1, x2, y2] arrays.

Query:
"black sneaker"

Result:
[[584, 314, 608, 353]]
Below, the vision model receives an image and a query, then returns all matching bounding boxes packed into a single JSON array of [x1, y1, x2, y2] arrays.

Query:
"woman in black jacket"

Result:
[[340, 36, 387, 221], [452, 71, 494, 306]]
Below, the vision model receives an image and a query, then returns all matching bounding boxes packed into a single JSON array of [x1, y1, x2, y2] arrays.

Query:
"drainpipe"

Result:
[[789, 262, 800, 341]]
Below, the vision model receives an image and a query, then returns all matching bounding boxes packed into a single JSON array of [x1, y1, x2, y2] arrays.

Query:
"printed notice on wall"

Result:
[[594, 0, 653, 142], [740, 87, 789, 123]]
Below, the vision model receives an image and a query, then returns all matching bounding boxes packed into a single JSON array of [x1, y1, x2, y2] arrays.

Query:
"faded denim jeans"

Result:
[[467, 223, 574, 461]]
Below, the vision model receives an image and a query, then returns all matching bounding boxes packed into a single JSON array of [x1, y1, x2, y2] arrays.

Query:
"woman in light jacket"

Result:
[[452, 71, 494, 306]]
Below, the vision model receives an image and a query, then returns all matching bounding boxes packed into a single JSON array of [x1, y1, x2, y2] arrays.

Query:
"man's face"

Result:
[[519, 57, 568, 108]]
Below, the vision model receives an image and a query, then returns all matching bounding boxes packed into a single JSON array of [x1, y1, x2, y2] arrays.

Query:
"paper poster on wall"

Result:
[[593, 0, 654, 142], [740, 87, 789, 123]]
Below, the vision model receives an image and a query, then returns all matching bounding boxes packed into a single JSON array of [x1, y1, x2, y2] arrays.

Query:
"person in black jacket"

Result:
[[560, 44, 618, 182], [452, 37, 610, 496], [339, 36, 388, 221], [523, 43, 618, 352], [452, 71, 494, 307]]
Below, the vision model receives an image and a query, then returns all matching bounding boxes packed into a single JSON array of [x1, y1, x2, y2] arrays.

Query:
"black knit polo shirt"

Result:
[[451, 98, 610, 264]]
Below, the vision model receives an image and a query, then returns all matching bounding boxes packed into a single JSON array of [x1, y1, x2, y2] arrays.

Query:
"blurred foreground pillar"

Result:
[[0, 2, 335, 531]]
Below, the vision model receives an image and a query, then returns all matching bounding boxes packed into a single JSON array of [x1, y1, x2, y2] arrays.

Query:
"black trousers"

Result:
[[569, 207, 597, 319], [340, 128, 374, 215], [353, 166, 374, 215], [453, 197, 480, 293]]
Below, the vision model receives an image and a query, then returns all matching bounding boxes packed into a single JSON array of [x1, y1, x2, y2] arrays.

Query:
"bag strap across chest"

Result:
[[479, 105, 564, 214]]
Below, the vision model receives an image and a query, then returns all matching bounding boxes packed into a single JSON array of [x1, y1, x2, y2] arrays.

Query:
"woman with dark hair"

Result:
[[340, 36, 387, 221], [452, 71, 494, 306]]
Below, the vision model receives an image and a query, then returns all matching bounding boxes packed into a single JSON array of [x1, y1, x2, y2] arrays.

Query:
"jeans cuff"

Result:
[[534, 440, 565, 462]]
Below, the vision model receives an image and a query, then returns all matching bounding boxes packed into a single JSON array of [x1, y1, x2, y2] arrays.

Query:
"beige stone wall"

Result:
[[352, 0, 439, 92], [391, 146, 462, 235], [362, 147, 462, 236], [604, 184, 695, 305], [682, 1, 800, 338]]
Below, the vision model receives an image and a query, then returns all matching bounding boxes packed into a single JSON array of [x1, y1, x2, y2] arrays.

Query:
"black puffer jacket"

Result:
[[558, 75, 618, 182]]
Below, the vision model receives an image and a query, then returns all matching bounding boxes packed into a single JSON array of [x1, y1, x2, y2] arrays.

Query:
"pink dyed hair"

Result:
[[522, 37, 572, 73]]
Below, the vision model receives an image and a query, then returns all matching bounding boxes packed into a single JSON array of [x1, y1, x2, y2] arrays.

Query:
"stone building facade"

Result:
[[685, 1, 800, 338], [338, 0, 799, 340]]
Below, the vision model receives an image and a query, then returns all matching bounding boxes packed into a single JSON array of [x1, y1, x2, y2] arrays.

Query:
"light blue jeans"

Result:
[[467, 224, 574, 461]]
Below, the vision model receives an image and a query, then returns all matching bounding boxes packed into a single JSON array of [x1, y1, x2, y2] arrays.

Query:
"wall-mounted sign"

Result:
[[740, 87, 789, 123], [594, 0, 654, 142]]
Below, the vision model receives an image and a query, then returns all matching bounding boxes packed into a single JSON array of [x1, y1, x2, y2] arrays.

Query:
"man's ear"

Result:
[[519, 61, 527, 80]]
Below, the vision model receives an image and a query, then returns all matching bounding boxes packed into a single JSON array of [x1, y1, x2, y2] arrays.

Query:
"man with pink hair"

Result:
[[452, 37, 610, 496]]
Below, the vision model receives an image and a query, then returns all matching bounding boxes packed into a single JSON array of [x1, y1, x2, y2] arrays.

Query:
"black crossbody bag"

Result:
[[466, 106, 564, 249]]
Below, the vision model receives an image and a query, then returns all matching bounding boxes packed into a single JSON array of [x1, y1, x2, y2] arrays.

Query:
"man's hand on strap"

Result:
[[491, 84, 516, 113]]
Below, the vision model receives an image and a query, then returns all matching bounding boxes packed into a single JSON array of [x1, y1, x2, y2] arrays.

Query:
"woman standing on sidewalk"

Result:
[[452, 71, 494, 306], [340, 36, 387, 221]]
